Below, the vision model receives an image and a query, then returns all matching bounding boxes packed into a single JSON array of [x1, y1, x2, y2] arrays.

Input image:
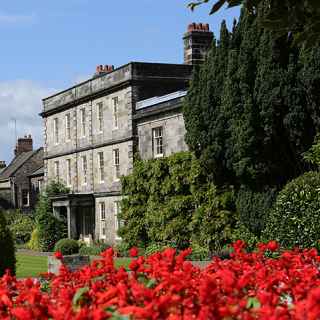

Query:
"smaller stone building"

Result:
[[0, 143, 44, 211]]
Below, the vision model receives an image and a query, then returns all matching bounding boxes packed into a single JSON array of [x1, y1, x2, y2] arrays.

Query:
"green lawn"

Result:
[[16, 254, 132, 279]]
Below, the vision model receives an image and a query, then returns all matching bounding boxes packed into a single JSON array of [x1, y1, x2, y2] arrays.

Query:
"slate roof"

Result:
[[29, 165, 44, 177], [0, 148, 43, 181]]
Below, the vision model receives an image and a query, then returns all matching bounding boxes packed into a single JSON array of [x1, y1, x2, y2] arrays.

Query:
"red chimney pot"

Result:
[[197, 23, 202, 30], [187, 24, 191, 31], [104, 65, 108, 71], [108, 65, 114, 71], [97, 65, 103, 72], [190, 23, 196, 30], [28, 134, 31, 138]]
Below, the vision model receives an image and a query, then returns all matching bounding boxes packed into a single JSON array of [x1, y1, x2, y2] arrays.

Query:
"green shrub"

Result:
[[28, 228, 38, 251], [0, 208, 17, 277], [4, 209, 36, 242], [53, 238, 79, 256], [145, 242, 165, 257], [262, 171, 320, 251], [113, 241, 132, 257], [36, 179, 70, 252], [79, 246, 101, 256], [187, 244, 210, 261]]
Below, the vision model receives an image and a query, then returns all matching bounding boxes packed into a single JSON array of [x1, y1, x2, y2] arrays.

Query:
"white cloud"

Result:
[[0, 12, 36, 27], [0, 79, 58, 166]]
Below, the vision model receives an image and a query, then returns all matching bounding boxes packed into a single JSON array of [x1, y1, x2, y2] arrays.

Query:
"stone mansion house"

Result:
[[40, 23, 213, 245]]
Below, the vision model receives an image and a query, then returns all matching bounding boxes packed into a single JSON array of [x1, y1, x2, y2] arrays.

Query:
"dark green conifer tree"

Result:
[[183, 4, 320, 237]]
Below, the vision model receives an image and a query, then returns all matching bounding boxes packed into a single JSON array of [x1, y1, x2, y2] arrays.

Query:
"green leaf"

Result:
[[303, 32, 320, 51], [291, 29, 309, 47], [280, 10, 292, 26], [109, 313, 132, 320], [227, 0, 243, 9], [307, 0, 320, 11], [310, 21, 320, 33], [146, 277, 156, 289], [136, 273, 149, 286], [265, 9, 281, 21], [72, 286, 89, 306], [268, 29, 289, 45], [210, 0, 226, 14], [295, 6, 309, 26], [91, 274, 107, 282], [187, 3, 201, 12], [103, 306, 119, 312], [246, 297, 261, 309], [260, 20, 281, 31]]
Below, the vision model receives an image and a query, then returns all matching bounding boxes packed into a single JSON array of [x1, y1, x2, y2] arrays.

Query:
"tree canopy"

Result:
[[183, 6, 320, 237], [187, 0, 320, 51]]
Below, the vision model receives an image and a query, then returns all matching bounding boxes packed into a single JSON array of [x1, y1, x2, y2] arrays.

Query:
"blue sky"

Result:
[[0, 0, 240, 166]]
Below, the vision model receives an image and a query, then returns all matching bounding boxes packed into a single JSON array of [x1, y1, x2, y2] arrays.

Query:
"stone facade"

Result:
[[0, 148, 44, 210], [40, 25, 213, 245]]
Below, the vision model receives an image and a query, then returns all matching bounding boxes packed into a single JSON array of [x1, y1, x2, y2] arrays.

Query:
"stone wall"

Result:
[[135, 97, 188, 162]]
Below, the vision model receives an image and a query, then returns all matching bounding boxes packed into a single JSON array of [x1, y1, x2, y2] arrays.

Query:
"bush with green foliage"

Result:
[[79, 246, 101, 256], [0, 208, 17, 277], [187, 244, 211, 261], [28, 228, 38, 251], [118, 151, 236, 250], [4, 209, 36, 242], [262, 171, 320, 251], [53, 238, 79, 256], [36, 179, 70, 252]]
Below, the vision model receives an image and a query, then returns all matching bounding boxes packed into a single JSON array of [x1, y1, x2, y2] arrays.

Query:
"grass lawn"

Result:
[[16, 254, 132, 279]]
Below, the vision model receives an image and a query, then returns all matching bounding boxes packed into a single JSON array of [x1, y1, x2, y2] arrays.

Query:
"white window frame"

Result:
[[153, 127, 163, 157], [80, 109, 86, 137], [54, 118, 59, 145], [112, 97, 118, 129], [98, 152, 104, 182], [22, 190, 29, 206], [97, 103, 103, 133], [66, 114, 71, 142], [115, 201, 124, 238], [67, 159, 71, 186], [82, 156, 87, 185], [100, 202, 106, 238], [113, 149, 120, 181]]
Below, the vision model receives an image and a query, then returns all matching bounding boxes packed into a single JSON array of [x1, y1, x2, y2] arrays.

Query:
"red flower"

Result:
[[266, 241, 279, 251], [54, 251, 63, 259], [129, 247, 138, 257], [129, 260, 139, 271]]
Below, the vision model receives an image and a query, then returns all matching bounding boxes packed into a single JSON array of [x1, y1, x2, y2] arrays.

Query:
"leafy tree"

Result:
[[118, 151, 236, 250], [183, 6, 320, 237], [187, 0, 320, 51], [36, 179, 70, 252], [0, 208, 17, 277]]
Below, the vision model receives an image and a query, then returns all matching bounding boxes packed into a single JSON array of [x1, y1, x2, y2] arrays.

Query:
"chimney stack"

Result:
[[183, 23, 213, 66], [14, 135, 33, 157]]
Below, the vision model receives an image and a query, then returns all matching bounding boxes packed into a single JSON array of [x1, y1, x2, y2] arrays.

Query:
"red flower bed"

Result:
[[1, 241, 320, 319]]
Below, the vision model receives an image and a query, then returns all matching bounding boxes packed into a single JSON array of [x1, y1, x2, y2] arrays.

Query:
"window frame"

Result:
[[82, 156, 87, 185], [80, 108, 86, 137], [100, 202, 106, 238], [22, 190, 29, 206], [97, 103, 103, 133], [66, 159, 71, 186], [114, 201, 124, 239], [98, 152, 104, 182], [65, 114, 71, 142], [54, 118, 59, 145], [113, 149, 120, 181], [112, 97, 118, 130], [153, 127, 163, 157]]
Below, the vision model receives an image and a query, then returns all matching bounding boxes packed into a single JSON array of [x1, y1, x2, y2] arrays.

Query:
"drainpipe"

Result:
[[11, 178, 16, 211]]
